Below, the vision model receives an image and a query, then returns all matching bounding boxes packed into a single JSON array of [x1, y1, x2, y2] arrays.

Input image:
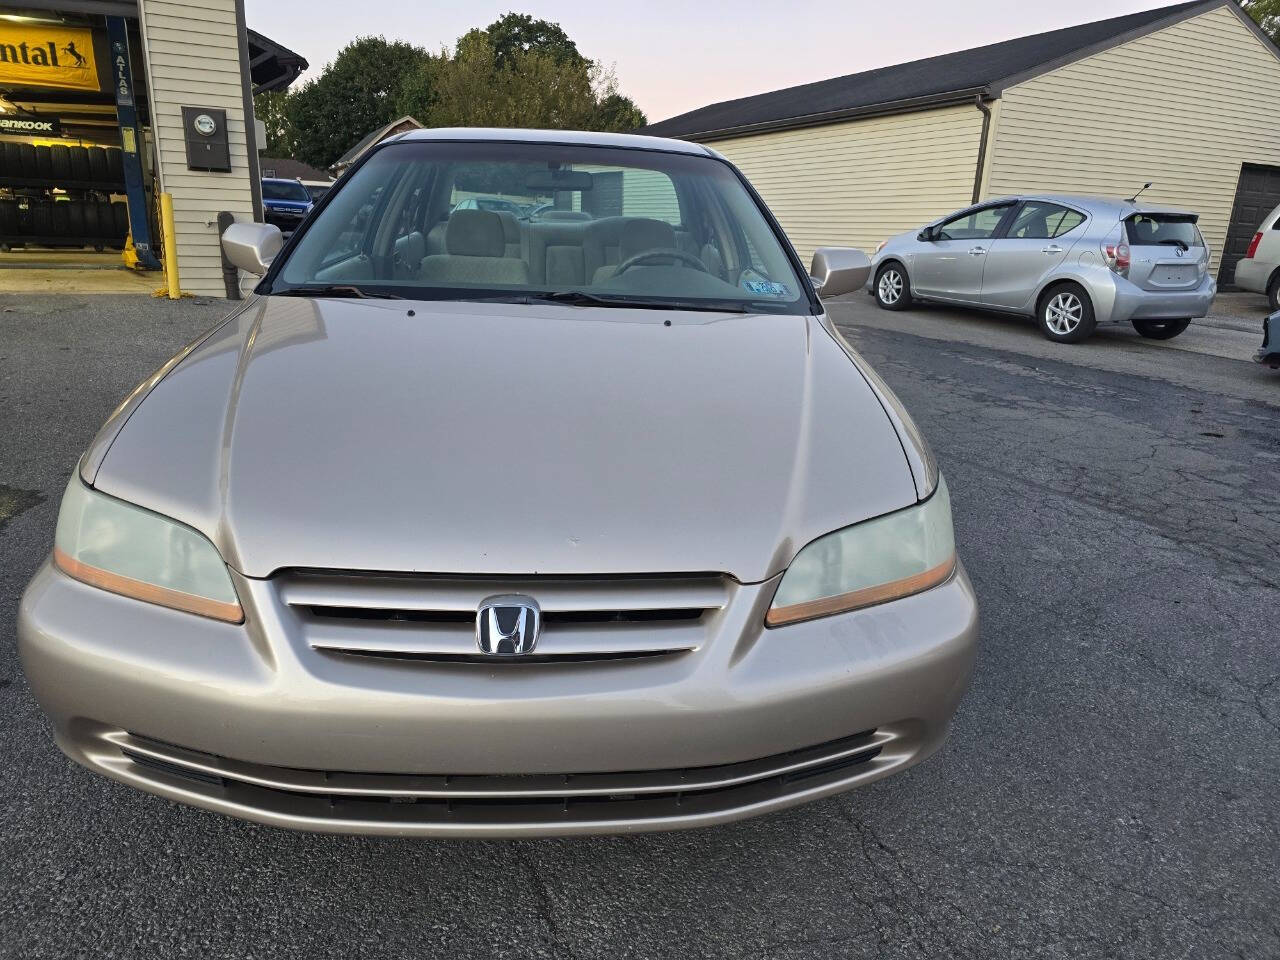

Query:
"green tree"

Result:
[[1240, 0, 1280, 45], [423, 32, 598, 129], [397, 17, 647, 133], [252, 89, 296, 156], [483, 13, 583, 69], [591, 91, 647, 133], [288, 36, 432, 168]]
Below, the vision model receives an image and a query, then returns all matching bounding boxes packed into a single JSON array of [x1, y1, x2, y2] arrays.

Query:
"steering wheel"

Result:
[[614, 248, 709, 275]]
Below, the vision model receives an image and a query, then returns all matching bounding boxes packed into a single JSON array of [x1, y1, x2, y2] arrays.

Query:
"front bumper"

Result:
[[1100, 273, 1216, 325], [263, 209, 308, 233], [1256, 312, 1280, 366], [19, 560, 978, 837]]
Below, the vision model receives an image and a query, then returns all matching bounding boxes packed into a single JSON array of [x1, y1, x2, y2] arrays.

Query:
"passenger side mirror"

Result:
[[810, 247, 872, 299], [221, 221, 283, 276]]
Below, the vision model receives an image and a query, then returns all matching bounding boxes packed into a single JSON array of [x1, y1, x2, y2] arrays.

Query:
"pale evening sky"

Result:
[[243, 0, 1186, 123]]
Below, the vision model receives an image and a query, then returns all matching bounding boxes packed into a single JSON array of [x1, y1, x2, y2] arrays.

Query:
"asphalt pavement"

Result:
[[1, 293, 1277, 959]]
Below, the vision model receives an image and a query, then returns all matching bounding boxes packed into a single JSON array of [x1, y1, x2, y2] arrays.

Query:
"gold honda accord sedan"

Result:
[[19, 129, 978, 836]]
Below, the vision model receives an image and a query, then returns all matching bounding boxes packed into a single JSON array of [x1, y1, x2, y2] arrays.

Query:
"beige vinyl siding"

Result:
[[706, 105, 985, 263], [984, 4, 1280, 270], [139, 0, 255, 296], [619, 168, 681, 222]]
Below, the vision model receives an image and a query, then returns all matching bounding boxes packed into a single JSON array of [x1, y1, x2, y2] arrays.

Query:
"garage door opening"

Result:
[[1220, 163, 1280, 287], [0, 8, 161, 284]]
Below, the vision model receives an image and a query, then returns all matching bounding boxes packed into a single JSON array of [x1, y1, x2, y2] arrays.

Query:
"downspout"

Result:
[[972, 94, 993, 204]]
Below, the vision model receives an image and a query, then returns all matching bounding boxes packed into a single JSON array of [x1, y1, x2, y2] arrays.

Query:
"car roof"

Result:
[[982, 194, 1199, 219], [390, 127, 721, 159]]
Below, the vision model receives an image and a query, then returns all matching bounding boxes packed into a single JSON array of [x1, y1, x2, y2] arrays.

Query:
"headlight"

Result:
[[52, 478, 243, 623], [766, 477, 956, 627], [874, 240, 887, 254]]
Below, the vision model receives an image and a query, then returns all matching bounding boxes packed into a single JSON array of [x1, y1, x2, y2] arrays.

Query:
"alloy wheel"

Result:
[[1045, 292, 1083, 335], [878, 269, 903, 305]]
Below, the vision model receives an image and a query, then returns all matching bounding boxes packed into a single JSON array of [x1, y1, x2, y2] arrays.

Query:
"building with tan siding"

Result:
[[645, 0, 1280, 287], [0, 1, 304, 296]]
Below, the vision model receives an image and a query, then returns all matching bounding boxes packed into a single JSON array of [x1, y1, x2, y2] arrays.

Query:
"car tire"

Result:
[[1037, 282, 1096, 343], [1132, 318, 1191, 340], [875, 262, 912, 311], [1268, 272, 1280, 313]]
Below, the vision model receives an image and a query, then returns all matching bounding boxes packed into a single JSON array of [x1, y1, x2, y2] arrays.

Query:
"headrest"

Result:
[[446, 210, 506, 257], [620, 218, 676, 260], [539, 209, 592, 222], [495, 211, 521, 243]]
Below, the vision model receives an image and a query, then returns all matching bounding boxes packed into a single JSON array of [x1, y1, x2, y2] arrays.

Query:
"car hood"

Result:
[[91, 296, 917, 581]]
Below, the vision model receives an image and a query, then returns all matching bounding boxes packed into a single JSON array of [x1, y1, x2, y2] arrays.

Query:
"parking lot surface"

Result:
[[1, 293, 1277, 959]]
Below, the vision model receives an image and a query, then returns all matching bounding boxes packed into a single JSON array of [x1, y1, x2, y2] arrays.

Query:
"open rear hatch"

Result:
[[1122, 212, 1208, 291]]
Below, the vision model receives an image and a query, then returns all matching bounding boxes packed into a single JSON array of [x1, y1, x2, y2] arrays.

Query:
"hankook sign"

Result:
[[0, 115, 62, 135], [0, 24, 98, 93]]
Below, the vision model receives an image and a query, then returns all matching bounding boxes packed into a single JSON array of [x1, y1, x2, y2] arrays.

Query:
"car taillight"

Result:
[[1245, 232, 1263, 259], [874, 240, 887, 255], [1102, 241, 1130, 278]]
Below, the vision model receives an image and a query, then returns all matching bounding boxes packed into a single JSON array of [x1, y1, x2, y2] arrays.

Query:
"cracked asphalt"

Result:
[[1, 293, 1277, 959]]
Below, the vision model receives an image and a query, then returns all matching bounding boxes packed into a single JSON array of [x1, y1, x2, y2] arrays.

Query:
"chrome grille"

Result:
[[275, 570, 731, 661]]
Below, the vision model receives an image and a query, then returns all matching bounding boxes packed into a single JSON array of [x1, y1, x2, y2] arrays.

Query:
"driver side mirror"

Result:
[[810, 247, 872, 299], [221, 221, 283, 276], [917, 227, 936, 242]]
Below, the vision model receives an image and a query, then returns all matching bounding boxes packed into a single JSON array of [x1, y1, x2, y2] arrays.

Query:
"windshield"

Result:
[[264, 180, 311, 202], [1125, 214, 1203, 249], [272, 141, 809, 313]]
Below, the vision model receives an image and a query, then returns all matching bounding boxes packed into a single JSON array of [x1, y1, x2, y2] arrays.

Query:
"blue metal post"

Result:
[[106, 16, 160, 269]]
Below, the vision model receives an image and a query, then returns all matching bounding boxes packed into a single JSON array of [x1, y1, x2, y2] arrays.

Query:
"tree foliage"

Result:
[[1240, 0, 1280, 45], [483, 12, 583, 69], [259, 16, 647, 169], [398, 17, 646, 134], [287, 36, 433, 168], [252, 90, 297, 156]]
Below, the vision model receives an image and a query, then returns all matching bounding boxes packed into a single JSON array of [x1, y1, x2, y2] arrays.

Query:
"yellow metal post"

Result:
[[159, 192, 180, 300]]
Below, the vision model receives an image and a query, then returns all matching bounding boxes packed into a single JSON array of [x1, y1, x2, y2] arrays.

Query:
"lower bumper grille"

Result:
[[108, 728, 895, 834]]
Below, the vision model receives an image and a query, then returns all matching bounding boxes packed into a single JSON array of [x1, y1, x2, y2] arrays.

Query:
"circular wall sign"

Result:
[[192, 113, 217, 137]]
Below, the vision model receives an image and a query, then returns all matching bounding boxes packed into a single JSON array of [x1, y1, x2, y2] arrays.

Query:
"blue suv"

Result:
[[261, 178, 313, 235]]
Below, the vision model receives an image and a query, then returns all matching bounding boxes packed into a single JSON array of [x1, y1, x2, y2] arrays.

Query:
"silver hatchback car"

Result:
[[19, 129, 977, 837], [869, 194, 1216, 343]]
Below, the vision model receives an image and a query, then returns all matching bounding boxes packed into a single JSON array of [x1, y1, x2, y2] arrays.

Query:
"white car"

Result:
[[1233, 201, 1280, 311]]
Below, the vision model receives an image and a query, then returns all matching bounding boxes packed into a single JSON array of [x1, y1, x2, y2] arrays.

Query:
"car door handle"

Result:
[[1042, 245, 1064, 254], [968, 247, 986, 256]]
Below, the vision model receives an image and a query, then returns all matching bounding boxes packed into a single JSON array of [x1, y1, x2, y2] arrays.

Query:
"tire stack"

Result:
[[0, 143, 126, 190], [0, 143, 131, 250], [0, 199, 130, 250]]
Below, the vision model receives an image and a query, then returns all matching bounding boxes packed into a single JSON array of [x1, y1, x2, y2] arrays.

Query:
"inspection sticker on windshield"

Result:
[[742, 280, 791, 298]]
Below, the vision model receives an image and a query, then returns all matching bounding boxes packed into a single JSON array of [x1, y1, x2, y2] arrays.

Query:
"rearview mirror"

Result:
[[525, 169, 594, 192], [810, 247, 872, 299], [221, 221, 283, 276]]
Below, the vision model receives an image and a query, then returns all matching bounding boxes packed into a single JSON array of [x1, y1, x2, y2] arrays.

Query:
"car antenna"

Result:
[[1127, 182, 1154, 203]]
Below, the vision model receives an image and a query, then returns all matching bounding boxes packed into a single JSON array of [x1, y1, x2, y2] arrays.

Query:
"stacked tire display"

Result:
[[0, 143, 130, 251], [0, 143, 125, 189], [0, 198, 129, 251]]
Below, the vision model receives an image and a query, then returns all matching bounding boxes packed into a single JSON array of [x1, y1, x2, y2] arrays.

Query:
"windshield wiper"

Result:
[[1157, 239, 1190, 252], [495, 290, 682, 309], [468, 290, 791, 314], [271, 284, 404, 300]]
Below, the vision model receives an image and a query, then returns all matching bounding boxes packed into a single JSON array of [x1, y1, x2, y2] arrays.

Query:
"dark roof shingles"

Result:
[[645, 1, 1208, 138]]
